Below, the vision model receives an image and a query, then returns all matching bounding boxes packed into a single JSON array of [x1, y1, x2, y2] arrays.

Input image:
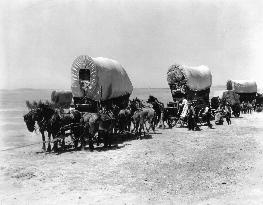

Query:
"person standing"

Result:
[[224, 103, 231, 125], [187, 102, 196, 130], [247, 102, 252, 114], [203, 105, 213, 128], [215, 105, 224, 125]]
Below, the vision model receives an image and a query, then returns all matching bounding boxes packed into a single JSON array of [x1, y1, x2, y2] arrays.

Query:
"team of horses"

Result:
[[23, 97, 163, 152]]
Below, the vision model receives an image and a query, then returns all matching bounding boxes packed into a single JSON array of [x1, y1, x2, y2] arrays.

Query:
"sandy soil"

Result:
[[1, 112, 263, 205]]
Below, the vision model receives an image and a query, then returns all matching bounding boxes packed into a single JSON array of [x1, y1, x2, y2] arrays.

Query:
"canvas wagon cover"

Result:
[[231, 80, 257, 93], [167, 64, 212, 91], [71, 55, 133, 101]]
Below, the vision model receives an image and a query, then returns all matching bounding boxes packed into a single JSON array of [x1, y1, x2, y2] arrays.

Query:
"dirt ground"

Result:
[[1, 112, 263, 205]]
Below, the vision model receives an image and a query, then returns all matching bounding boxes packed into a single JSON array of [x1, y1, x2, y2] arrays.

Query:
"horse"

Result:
[[130, 99, 156, 138], [147, 95, 164, 127], [24, 103, 82, 152], [47, 108, 83, 152], [81, 109, 116, 151], [81, 113, 100, 151], [117, 108, 132, 133], [23, 104, 55, 152]]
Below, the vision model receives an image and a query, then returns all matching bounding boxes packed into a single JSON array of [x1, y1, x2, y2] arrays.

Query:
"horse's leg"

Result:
[[139, 121, 145, 139], [41, 131, 46, 152], [96, 132, 100, 146], [145, 119, 149, 133], [80, 128, 86, 151], [128, 120, 131, 132], [151, 117, 156, 133], [135, 121, 140, 139], [74, 138, 79, 150], [102, 131, 108, 148], [156, 113, 160, 127], [145, 118, 151, 134], [61, 138, 65, 151], [88, 133, 94, 151], [143, 122, 146, 137], [47, 132, 52, 152], [108, 131, 112, 148], [53, 139, 58, 153], [150, 118, 155, 133], [80, 135, 85, 151], [130, 121, 136, 133]]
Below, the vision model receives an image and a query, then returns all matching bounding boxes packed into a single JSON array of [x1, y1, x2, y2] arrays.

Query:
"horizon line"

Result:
[[0, 85, 227, 91]]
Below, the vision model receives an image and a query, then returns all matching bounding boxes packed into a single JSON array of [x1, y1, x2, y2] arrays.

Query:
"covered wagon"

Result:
[[71, 55, 133, 111], [167, 64, 212, 106], [221, 90, 241, 117], [226, 80, 257, 103]]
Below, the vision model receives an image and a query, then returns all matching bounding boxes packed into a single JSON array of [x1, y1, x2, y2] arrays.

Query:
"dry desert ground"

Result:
[[1, 112, 263, 205]]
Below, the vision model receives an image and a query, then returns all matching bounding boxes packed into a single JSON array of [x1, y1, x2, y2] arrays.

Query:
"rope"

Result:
[[0, 141, 45, 152], [0, 133, 67, 153], [0, 137, 68, 152]]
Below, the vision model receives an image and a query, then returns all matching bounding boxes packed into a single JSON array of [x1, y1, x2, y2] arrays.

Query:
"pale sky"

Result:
[[0, 0, 263, 89]]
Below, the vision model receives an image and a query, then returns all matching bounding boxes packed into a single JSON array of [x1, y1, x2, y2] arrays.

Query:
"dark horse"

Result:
[[111, 104, 132, 134], [24, 104, 55, 151], [24, 103, 82, 152], [47, 107, 83, 152], [147, 95, 164, 127]]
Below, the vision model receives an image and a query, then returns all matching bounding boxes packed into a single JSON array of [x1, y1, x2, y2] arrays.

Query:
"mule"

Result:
[[130, 99, 156, 138], [23, 105, 55, 152], [147, 95, 164, 127], [24, 103, 82, 152], [46, 108, 83, 152], [81, 110, 116, 151]]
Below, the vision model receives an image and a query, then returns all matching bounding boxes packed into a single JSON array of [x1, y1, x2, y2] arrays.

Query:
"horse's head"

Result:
[[147, 95, 157, 104], [23, 108, 41, 132]]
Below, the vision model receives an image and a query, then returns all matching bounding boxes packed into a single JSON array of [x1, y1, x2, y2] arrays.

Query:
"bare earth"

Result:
[[1, 113, 263, 205]]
